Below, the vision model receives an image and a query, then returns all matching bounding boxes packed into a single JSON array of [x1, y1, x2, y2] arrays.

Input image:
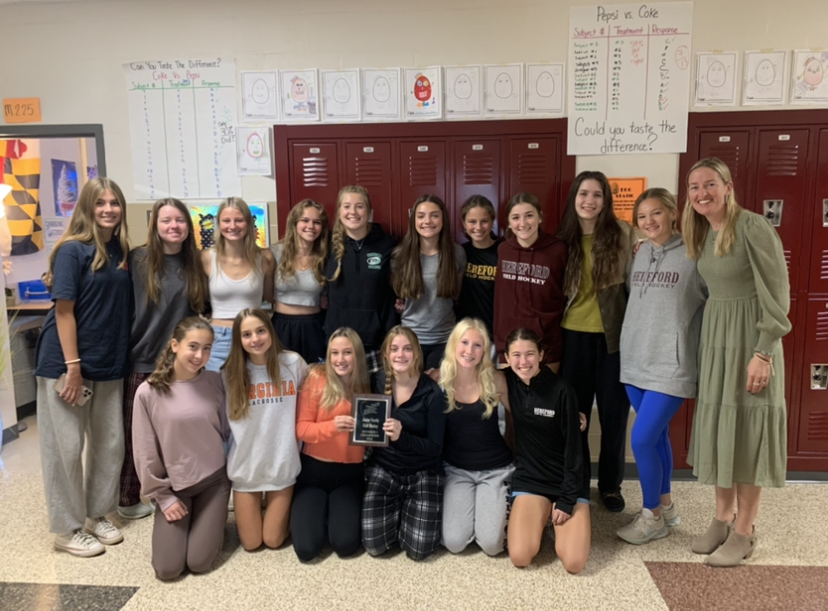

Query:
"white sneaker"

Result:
[[54, 529, 105, 557], [117, 502, 153, 520], [661, 502, 681, 527], [84, 517, 124, 545], [616, 508, 669, 545]]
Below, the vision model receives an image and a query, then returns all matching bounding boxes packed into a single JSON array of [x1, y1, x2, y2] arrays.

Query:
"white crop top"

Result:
[[271, 244, 324, 307], [208, 250, 264, 319]]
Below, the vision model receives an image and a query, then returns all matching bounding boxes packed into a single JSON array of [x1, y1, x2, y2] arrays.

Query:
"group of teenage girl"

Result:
[[33, 155, 790, 578]]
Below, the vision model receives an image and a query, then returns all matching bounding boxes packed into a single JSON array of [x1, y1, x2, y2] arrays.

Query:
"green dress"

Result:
[[687, 211, 791, 488]]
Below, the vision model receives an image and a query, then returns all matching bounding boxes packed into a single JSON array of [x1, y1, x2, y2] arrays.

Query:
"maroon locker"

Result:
[[452, 139, 502, 242], [507, 137, 561, 233], [398, 140, 448, 236], [344, 141, 394, 234], [695, 130, 752, 206], [783, 299, 797, 410], [810, 129, 828, 295], [796, 297, 828, 455], [289, 142, 341, 221], [754, 129, 810, 295]]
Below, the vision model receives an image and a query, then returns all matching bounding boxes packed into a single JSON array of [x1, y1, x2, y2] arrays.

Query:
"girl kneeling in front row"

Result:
[[502, 328, 590, 574], [224, 308, 309, 551], [132, 317, 231, 580]]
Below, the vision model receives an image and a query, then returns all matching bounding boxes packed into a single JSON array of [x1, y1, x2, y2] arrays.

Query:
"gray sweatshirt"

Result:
[[619, 234, 707, 398]]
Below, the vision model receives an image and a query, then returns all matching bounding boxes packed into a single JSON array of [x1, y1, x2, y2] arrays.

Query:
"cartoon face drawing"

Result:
[[706, 61, 727, 88], [333, 78, 351, 103], [247, 133, 264, 159], [804, 57, 824, 88], [494, 72, 513, 99], [414, 75, 432, 101], [291, 76, 309, 102], [372, 76, 391, 102], [535, 71, 555, 97], [755, 59, 775, 87], [453, 74, 472, 99], [251, 79, 269, 104]]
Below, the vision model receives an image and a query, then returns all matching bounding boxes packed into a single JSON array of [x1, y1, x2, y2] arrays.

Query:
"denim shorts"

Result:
[[205, 325, 232, 372]]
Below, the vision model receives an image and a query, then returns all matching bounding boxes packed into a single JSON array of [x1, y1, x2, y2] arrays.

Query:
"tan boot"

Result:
[[691, 517, 732, 554], [706, 528, 757, 567]]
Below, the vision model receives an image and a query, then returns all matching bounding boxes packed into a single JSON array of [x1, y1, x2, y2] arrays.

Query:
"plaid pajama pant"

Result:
[[119, 371, 150, 506], [361, 463, 445, 561]]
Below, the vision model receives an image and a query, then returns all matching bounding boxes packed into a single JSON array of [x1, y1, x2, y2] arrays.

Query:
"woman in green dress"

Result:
[[683, 157, 791, 567]]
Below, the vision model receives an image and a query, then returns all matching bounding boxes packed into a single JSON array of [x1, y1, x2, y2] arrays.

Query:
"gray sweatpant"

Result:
[[441, 463, 515, 556], [37, 377, 124, 534]]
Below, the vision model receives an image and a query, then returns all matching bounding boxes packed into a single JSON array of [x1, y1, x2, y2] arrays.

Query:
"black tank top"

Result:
[[443, 398, 512, 471]]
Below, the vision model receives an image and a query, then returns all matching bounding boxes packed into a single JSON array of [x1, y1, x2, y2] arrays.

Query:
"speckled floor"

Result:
[[2, 416, 826, 611]]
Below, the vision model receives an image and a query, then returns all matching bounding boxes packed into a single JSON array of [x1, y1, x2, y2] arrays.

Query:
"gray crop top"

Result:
[[271, 243, 324, 307]]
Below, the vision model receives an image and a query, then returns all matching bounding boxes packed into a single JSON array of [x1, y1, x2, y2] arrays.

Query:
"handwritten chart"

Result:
[[567, 3, 693, 155], [124, 58, 241, 201]]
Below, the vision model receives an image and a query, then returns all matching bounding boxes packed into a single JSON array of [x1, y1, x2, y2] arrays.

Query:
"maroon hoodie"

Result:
[[494, 232, 567, 363]]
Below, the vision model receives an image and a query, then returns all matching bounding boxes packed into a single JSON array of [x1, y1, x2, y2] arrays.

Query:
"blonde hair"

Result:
[[317, 328, 370, 410], [215, 197, 262, 275], [278, 199, 329, 285], [380, 326, 423, 395], [224, 308, 284, 420], [329, 186, 372, 282], [147, 317, 214, 395], [633, 188, 679, 234], [682, 158, 742, 260], [439, 318, 499, 418], [44, 178, 129, 287]]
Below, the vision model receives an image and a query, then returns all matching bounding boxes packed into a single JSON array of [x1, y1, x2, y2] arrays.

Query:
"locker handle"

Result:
[[812, 365, 828, 390], [823, 199, 828, 227], [763, 200, 783, 227]]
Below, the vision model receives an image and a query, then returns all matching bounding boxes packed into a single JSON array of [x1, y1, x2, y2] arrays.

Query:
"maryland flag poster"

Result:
[[1, 139, 44, 256]]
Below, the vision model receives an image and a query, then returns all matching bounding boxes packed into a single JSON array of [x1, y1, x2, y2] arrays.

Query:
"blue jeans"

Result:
[[624, 385, 684, 510], [205, 326, 232, 372]]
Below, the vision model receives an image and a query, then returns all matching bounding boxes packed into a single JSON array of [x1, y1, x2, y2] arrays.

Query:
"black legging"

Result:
[[290, 453, 364, 562]]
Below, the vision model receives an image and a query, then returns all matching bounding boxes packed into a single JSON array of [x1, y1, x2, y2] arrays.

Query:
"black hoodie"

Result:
[[324, 224, 398, 350]]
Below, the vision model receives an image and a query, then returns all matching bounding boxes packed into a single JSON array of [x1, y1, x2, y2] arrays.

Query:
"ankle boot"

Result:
[[691, 517, 732, 554], [706, 528, 757, 567]]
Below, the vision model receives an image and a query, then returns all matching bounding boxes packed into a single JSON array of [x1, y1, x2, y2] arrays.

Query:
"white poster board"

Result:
[[743, 51, 787, 106], [790, 50, 828, 105], [567, 3, 694, 155], [362, 69, 401, 120], [484, 64, 523, 116], [525, 63, 565, 116], [444, 66, 483, 117], [322, 70, 361, 121], [694, 52, 738, 107], [124, 58, 241, 200], [240, 71, 279, 122], [404, 67, 442, 119]]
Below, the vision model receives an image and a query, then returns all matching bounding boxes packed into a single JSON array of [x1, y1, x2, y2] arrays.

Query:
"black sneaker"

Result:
[[602, 492, 625, 513]]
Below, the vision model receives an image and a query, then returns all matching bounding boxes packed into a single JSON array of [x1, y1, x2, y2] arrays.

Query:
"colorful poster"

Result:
[[189, 203, 268, 250], [404, 67, 442, 119], [237, 127, 272, 176], [2, 139, 43, 256], [280, 69, 320, 121], [791, 50, 828, 104], [51, 159, 78, 217], [608, 177, 648, 225]]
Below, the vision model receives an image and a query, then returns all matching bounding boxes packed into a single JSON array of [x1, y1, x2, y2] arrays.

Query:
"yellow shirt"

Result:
[[562, 234, 604, 333]]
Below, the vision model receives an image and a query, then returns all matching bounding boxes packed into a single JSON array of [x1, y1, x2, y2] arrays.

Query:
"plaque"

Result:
[[350, 394, 392, 447]]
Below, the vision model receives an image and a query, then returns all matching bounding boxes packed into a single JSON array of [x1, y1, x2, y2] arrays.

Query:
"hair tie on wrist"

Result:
[[65, 358, 81, 365]]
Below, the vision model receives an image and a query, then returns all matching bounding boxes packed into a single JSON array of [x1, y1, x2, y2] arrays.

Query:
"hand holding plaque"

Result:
[[349, 394, 393, 447]]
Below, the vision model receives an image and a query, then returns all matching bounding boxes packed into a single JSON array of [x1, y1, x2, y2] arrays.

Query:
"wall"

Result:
[[1, 0, 826, 246]]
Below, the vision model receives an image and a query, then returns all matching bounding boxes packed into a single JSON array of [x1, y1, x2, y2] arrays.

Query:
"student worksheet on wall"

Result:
[[567, 2, 693, 155], [124, 58, 241, 200]]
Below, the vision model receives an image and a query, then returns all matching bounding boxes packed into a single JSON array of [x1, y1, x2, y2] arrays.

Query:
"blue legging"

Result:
[[625, 385, 684, 510]]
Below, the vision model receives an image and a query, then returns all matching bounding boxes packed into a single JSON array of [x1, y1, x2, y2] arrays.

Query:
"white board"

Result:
[[124, 58, 241, 200], [567, 3, 693, 155]]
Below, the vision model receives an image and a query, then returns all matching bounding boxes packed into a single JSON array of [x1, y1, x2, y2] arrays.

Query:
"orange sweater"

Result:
[[296, 369, 365, 464]]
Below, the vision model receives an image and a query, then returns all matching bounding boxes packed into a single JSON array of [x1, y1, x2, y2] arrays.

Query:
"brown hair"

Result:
[[460, 195, 497, 240], [147, 316, 214, 395], [329, 186, 372, 282], [504, 192, 543, 240], [380, 326, 423, 395], [277, 199, 329, 285], [505, 327, 543, 353], [682, 157, 742, 260]]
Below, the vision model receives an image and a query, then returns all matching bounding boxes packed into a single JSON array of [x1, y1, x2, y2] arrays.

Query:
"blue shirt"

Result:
[[35, 239, 131, 381]]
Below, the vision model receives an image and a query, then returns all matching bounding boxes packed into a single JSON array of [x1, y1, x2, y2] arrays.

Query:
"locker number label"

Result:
[[418, 146, 429, 152], [363, 147, 374, 153], [528, 143, 540, 149], [718, 136, 731, 142], [472, 144, 483, 151], [778, 134, 791, 141], [309, 147, 321, 154]]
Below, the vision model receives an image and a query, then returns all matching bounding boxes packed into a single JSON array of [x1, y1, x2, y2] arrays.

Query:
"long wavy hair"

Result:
[[224, 308, 284, 421], [277, 199, 329, 285], [44, 178, 130, 287], [329, 185, 372, 282], [139, 198, 207, 313], [380, 326, 423, 395], [439, 318, 499, 418], [682, 158, 742, 260], [314, 327, 370, 410], [392, 195, 458, 300], [558, 171, 623, 296], [146, 316, 214, 395], [215, 197, 261, 277], [504, 192, 543, 241]]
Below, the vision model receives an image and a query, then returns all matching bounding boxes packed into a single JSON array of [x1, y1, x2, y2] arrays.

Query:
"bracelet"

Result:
[[754, 352, 772, 363], [64, 358, 81, 365]]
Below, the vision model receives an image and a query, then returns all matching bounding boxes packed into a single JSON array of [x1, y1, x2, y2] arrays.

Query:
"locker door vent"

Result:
[[807, 411, 828, 441], [821, 250, 828, 281], [816, 311, 828, 341], [765, 144, 801, 177], [407, 156, 439, 186], [353, 157, 384, 188], [784, 250, 792, 274], [462, 154, 494, 185], [301, 157, 330, 188], [517, 154, 549, 185], [707, 145, 743, 180]]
